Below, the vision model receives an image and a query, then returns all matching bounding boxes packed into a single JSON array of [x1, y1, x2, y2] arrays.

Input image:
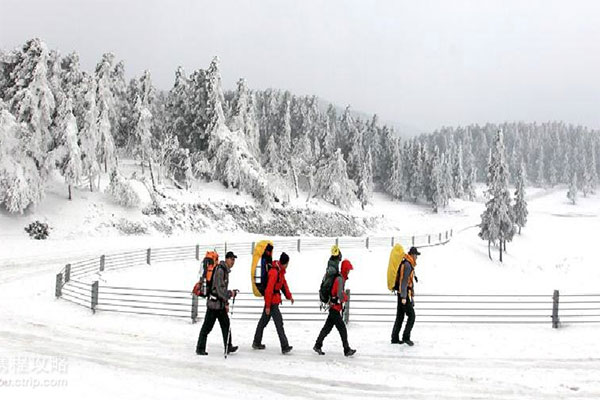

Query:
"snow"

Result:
[[1, 184, 600, 398]]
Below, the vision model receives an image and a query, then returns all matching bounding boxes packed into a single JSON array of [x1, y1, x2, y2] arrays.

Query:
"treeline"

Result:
[[0, 38, 598, 214]]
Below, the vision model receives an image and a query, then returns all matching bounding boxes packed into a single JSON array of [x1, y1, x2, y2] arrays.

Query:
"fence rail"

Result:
[[54, 231, 600, 327]]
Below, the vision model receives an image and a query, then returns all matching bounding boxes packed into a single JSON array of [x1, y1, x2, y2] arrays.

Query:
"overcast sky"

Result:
[[1, 0, 600, 133]]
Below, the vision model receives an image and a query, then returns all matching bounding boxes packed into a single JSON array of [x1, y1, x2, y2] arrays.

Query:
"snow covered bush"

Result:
[[106, 170, 140, 208], [114, 218, 147, 235], [24, 220, 49, 240]]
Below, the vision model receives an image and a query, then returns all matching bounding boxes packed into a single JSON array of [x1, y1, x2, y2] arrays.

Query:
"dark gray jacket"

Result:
[[207, 261, 232, 310]]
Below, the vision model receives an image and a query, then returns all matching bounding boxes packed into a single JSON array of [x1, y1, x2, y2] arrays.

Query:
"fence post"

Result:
[[445, 231, 448, 240], [195, 245, 200, 261], [366, 237, 369, 250], [335, 238, 339, 247], [439, 233, 442, 242], [100, 255, 105, 272], [191, 294, 198, 323], [146, 248, 151, 265], [552, 290, 560, 328], [428, 235, 431, 245], [91, 281, 99, 314], [64, 264, 71, 283], [412, 236, 415, 246], [450, 229, 453, 237], [391, 236, 394, 246], [55, 273, 63, 298], [343, 289, 351, 324], [251, 242, 255, 255], [297, 239, 301, 252], [225, 242, 228, 253]]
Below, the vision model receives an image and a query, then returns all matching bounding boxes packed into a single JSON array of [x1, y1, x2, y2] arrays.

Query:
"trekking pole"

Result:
[[224, 291, 238, 359]]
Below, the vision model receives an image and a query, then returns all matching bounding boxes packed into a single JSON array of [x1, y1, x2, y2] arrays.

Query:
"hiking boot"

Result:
[[252, 343, 266, 350], [281, 345, 293, 354], [226, 345, 239, 354], [344, 348, 356, 357], [391, 340, 403, 344], [313, 345, 325, 355], [196, 350, 208, 356], [403, 339, 414, 346]]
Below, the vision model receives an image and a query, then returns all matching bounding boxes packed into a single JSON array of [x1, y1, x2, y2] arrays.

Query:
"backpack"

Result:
[[387, 244, 405, 292], [192, 251, 219, 298], [251, 240, 274, 297], [319, 259, 340, 304]]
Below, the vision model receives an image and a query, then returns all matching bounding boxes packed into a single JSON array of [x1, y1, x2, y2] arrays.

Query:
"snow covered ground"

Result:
[[1, 184, 600, 398]]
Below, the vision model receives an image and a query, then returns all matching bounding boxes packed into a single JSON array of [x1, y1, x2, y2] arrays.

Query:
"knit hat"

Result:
[[280, 252, 290, 266]]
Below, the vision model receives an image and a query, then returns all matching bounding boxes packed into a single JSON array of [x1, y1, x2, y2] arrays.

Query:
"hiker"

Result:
[[314, 255, 356, 357], [391, 246, 420, 346], [252, 252, 294, 354], [196, 251, 239, 356]]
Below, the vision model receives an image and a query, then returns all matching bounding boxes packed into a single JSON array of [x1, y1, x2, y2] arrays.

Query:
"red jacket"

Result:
[[265, 261, 293, 307], [330, 259, 353, 312]]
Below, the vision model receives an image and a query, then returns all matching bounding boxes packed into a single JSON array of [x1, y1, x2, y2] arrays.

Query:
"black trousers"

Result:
[[391, 295, 415, 342], [315, 309, 350, 350], [253, 304, 289, 349], [196, 308, 232, 352]]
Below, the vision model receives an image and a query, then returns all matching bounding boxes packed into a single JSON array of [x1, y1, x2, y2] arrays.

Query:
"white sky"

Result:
[[1, 0, 600, 133]]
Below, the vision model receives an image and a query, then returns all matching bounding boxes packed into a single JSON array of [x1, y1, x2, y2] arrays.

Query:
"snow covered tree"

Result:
[[134, 96, 154, 180], [479, 131, 515, 262], [264, 133, 279, 173], [79, 77, 101, 191], [429, 147, 449, 213], [0, 108, 44, 213], [106, 169, 140, 208], [95, 56, 117, 174], [513, 163, 528, 234], [314, 148, 357, 209], [356, 149, 374, 209], [52, 97, 82, 199], [387, 138, 404, 200], [453, 144, 465, 199], [229, 78, 259, 155], [9, 39, 56, 178], [567, 171, 577, 205]]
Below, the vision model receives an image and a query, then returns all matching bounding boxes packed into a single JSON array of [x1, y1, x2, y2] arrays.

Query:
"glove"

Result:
[[401, 298, 407, 305], [225, 304, 230, 313], [265, 307, 271, 316], [290, 297, 294, 305]]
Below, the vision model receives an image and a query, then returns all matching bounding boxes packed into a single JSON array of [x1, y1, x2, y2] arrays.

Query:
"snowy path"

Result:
[[1, 258, 600, 399]]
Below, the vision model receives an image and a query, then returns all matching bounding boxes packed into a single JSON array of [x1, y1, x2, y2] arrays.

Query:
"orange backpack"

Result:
[[192, 251, 219, 298]]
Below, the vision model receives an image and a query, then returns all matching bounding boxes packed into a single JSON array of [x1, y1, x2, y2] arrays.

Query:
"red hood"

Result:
[[341, 259, 353, 280]]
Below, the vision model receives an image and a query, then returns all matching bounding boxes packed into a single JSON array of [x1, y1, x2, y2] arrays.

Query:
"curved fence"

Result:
[[54, 231, 600, 327]]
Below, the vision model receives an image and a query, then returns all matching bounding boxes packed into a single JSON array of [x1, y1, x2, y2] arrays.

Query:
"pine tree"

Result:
[[53, 97, 82, 199], [314, 148, 357, 209], [229, 78, 259, 155], [387, 138, 404, 200], [0, 108, 44, 213], [356, 149, 374, 209], [9, 39, 56, 178], [264, 133, 279, 173], [479, 130, 515, 262], [567, 171, 577, 205], [134, 96, 154, 180], [430, 148, 444, 213], [513, 163, 528, 234], [79, 77, 101, 191], [453, 144, 465, 199]]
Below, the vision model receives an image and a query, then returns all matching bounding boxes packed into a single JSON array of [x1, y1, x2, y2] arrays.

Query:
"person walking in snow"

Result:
[[313, 258, 356, 357], [391, 246, 420, 346], [252, 252, 294, 354], [196, 251, 239, 356]]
